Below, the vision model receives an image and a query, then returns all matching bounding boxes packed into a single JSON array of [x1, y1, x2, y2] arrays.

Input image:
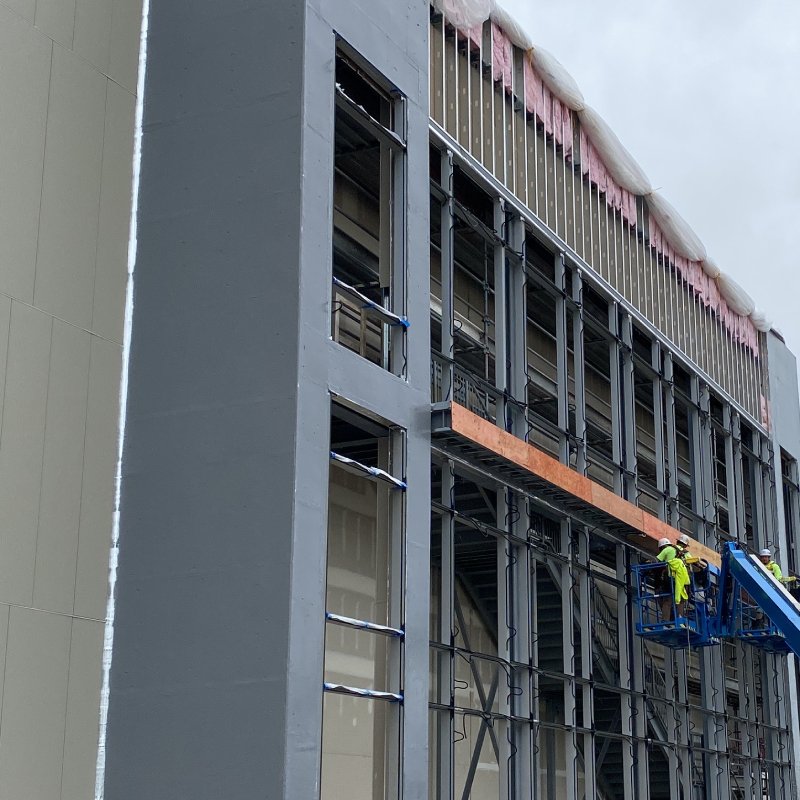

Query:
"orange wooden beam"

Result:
[[449, 403, 721, 568]]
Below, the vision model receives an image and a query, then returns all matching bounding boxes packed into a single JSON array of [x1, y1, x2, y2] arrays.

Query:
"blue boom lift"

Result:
[[632, 542, 800, 655]]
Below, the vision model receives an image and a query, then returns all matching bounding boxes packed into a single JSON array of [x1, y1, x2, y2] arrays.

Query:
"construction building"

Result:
[[0, 0, 799, 798]]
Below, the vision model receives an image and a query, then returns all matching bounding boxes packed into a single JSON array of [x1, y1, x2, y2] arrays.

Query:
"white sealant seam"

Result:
[[94, 0, 150, 796]]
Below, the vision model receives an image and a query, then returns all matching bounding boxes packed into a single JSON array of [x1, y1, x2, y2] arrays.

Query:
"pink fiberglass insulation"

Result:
[[761, 395, 770, 429], [649, 217, 759, 354], [464, 23, 482, 48], [578, 128, 636, 225], [492, 23, 513, 89], [522, 53, 573, 158]]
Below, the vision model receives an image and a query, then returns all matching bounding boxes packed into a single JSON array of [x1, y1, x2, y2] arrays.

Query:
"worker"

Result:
[[676, 533, 708, 576], [753, 548, 792, 630], [758, 548, 783, 582], [656, 537, 690, 620]]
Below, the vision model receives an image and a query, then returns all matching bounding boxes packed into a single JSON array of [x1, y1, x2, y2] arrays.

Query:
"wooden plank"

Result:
[[449, 402, 721, 567]]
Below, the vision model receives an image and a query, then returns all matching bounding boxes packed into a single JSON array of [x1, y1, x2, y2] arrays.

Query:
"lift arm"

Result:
[[718, 543, 800, 658]]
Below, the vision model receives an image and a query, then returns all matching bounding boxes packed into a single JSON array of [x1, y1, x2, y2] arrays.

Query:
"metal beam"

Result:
[[652, 342, 668, 522], [494, 198, 508, 429], [664, 353, 680, 528], [620, 313, 637, 503], [437, 460, 455, 800], [572, 270, 587, 475], [609, 303, 624, 496], [441, 149, 455, 401], [556, 253, 570, 465]]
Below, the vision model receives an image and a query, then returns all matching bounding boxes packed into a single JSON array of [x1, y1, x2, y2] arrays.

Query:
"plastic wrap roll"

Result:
[[432, 0, 494, 27], [700, 258, 721, 279], [750, 309, 771, 333], [645, 192, 707, 262], [530, 46, 585, 112], [578, 107, 651, 195], [490, 6, 533, 50], [716, 273, 756, 317]]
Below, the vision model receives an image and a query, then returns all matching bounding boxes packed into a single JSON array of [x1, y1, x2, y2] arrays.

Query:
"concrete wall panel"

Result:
[[0, 0, 137, 797], [0, 608, 71, 799], [0, 0, 34, 22], [73, 0, 113, 73], [33, 321, 91, 614], [0, 302, 52, 605], [0, 605, 9, 717], [108, 0, 142, 93], [74, 336, 121, 620], [93, 81, 135, 343], [35, 0, 76, 48], [61, 619, 104, 800], [0, 297, 10, 426], [34, 44, 106, 329], [0, 7, 51, 302]]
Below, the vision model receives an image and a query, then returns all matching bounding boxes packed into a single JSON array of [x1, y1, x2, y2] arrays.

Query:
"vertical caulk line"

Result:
[[94, 0, 151, 796]]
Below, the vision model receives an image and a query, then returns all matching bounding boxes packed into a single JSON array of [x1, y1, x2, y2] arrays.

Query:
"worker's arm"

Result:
[[770, 562, 784, 581]]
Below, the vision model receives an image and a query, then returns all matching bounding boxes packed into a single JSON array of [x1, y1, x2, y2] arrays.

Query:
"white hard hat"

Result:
[[677, 534, 690, 546], [759, 548, 771, 557], [658, 537, 671, 548]]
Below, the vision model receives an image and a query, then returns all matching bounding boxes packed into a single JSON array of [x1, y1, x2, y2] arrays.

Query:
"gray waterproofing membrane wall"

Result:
[[103, 1, 430, 799], [768, 332, 800, 459]]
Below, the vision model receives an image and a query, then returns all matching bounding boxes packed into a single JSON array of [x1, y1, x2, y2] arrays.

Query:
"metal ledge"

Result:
[[432, 401, 721, 567]]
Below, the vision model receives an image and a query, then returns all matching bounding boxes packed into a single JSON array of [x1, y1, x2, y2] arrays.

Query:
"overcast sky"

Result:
[[504, 0, 800, 363]]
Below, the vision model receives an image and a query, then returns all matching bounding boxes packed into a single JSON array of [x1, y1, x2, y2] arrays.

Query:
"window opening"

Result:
[[331, 50, 407, 374], [322, 402, 405, 799]]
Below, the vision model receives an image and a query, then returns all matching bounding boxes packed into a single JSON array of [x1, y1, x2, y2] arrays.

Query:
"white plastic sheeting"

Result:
[[750, 310, 772, 333], [717, 273, 756, 317], [435, 0, 771, 338], [529, 46, 585, 111], [644, 192, 707, 262], [700, 258, 722, 280], [577, 106, 652, 195], [490, 6, 533, 50], [431, 0, 494, 28]]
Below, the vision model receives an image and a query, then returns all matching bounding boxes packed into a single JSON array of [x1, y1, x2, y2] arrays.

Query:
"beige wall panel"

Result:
[[0, 0, 34, 21], [0, 302, 52, 605], [0, 297, 10, 426], [60, 619, 103, 800], [93, 81, 135, 344], [108, 0, 143, 94], [0, 604, 9, 715], [34, 0, 76, 49], [74, 336, 121, 620], [34, 45, 106, 330], [33, 321, 91, 614], [74, 0, 113, 84], [0, 607, 71, 799], [0, 8, 51, 303]]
